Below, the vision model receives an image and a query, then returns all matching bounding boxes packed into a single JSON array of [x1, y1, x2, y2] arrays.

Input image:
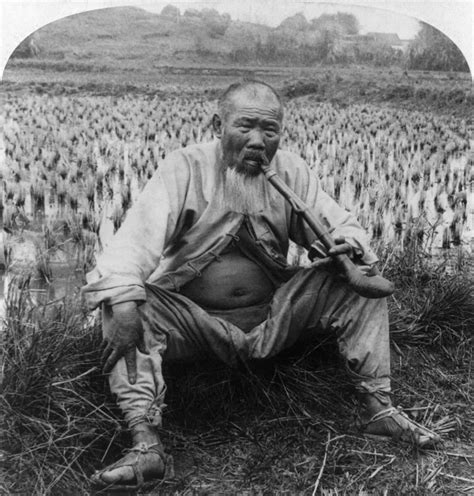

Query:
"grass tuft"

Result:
[[1, 243, 472, 494], [0, 283, 124, 495], [384, 242, 473, 348]]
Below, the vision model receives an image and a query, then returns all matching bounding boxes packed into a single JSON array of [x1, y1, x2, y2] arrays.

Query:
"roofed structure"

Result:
[[366, 32, 402, 46]]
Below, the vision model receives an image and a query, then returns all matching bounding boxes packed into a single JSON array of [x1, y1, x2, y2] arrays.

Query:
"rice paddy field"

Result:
[[2, 90, 472, 278], [1, 69, 473, 495]]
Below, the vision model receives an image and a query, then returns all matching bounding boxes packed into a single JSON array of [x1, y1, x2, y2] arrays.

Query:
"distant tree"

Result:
[[309, 12, 359, 37], [310, 14, 335, 32], [161, 5, 180, 21], [406, 22, 469, 72], [361, 42, 401, 66], [229, 46, 253, 64], [278, 13, 309, 32], [262, 30, 299, 63], [307, 12, 358, 63], [11, 33, 40, 59], [201, 9, 231, 38], [258, 33, 277, 62], [183, 9, 201, 18], [335, 12, 359, 35], [317, 29, 338, 62]]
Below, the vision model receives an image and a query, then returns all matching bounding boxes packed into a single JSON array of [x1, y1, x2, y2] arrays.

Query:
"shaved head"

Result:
[[218, 80, 284, 122]]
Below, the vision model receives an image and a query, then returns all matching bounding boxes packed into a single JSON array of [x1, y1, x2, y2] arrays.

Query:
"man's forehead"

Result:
[[226, 88, 282, 116]]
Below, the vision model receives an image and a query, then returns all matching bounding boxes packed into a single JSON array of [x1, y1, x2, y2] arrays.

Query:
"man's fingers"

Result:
[[135, 324, 149, 355], [103, 348, 121, 374], [330, 236, 352, 256], [102, 345, 139, 382], [359, 264, 379, 276], [136, 338, 149, 356], [328, 243, 353, 257], [367, 264, 380, 276], [356, 265, 370, 275], [101, 343, 113, 365], [310, 256, 333, 269], [124, 348, 137, 384]]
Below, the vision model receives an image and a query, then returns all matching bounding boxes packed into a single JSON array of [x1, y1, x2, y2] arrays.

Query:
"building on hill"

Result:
[[398, 40, 412, 52], [344, 32, 411, 53], [344, 34, 370, 43], [365, 32, 407, 51]]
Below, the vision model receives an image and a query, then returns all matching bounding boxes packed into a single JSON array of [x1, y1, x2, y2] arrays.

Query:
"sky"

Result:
[[1, 1, 473, 75]]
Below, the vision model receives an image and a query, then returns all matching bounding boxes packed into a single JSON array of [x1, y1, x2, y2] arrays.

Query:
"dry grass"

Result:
[[1, 245, 473, 495], [0, 280, 126, 495], [385, 241, 474, 349]]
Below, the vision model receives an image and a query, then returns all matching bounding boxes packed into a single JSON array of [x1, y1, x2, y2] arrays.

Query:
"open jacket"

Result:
[[82, 140, 377, 310]]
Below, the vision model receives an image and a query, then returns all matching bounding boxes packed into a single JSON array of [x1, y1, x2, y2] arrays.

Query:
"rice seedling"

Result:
[[1, 86, 472, 495]]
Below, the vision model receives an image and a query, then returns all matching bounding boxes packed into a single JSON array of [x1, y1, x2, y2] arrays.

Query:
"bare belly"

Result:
[[180, 248, 274, 309]]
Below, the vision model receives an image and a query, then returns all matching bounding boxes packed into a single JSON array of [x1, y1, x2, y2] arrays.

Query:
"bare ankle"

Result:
[[359, 392, 392, 418], [131, 422, 162, 447]]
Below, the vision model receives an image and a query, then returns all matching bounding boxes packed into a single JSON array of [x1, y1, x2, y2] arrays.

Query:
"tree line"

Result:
[[228, 15, 469, 72], [10, 8, 470, 73]]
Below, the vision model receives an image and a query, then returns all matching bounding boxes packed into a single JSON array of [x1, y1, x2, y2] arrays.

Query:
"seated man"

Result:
[[82, 80, 440, 490]]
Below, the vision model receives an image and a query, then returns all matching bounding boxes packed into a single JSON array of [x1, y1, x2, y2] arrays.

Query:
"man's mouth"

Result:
[[243, 152, 266, 166]]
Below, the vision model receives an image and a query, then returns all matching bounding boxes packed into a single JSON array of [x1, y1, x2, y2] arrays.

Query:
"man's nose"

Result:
[[246, 129, 265, 149]]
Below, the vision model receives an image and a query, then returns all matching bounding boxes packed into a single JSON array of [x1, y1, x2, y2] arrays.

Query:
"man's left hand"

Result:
[[327, 236, 354, 258], [327, 236, 376, 276]]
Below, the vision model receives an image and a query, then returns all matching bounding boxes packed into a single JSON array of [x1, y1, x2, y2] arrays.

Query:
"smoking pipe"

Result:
[[259, 158, 394, 299]]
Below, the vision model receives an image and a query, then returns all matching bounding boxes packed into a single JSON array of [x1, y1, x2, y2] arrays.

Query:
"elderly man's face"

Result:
[[214, 90, 282, 176]]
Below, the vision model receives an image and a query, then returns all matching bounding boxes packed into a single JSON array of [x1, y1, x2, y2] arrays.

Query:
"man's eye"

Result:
[[265, 129, 278, 136], [239, 125, 251, 131]]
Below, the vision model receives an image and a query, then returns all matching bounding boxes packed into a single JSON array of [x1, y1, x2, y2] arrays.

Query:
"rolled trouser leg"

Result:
[[333, 291, 391, 397], [104, 302, 168, 428], [245, 267, 391, 395]]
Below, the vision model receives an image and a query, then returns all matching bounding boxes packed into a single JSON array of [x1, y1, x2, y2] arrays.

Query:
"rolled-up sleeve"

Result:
[[288, 157, 378, 265], [81, 152, 187, 310]]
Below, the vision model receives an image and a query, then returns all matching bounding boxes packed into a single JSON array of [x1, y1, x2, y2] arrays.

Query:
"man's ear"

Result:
[[212, 114, 222, 138]]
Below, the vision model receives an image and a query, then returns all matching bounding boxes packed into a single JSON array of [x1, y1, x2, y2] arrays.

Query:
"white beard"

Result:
[[217, 167, 268, 215]]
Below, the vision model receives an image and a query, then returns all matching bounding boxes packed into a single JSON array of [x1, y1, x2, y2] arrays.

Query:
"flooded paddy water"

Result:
[[1, 95, 473, 317]]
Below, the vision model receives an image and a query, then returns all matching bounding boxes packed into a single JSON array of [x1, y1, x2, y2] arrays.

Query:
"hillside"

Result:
[[6, 4, 471, 78], [3, 5, 472, 121], [8, 5, 423, 70], [7, 6, 273, 69]]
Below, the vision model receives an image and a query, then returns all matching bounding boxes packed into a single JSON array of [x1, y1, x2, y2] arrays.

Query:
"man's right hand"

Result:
[[101, 301, 149, 384]]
